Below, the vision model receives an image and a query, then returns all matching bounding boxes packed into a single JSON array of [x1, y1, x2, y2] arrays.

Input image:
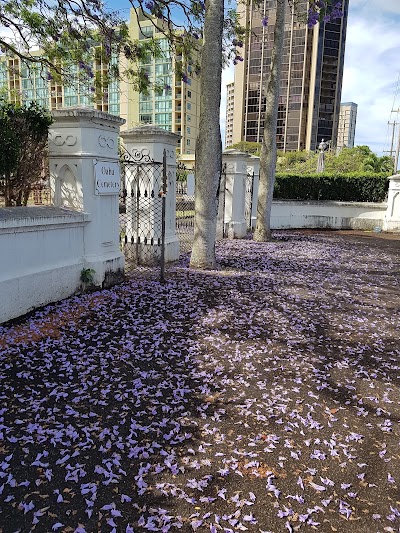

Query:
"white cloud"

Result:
[[350, 0, 400, 16], [341, 6, 400, 154]]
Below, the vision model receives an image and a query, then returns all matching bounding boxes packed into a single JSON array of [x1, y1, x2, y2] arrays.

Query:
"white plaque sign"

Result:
[[94, 160, 120, 195]]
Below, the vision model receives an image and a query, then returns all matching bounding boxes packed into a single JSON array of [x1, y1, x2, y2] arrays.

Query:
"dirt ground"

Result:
[[0, 231, 399, 533]]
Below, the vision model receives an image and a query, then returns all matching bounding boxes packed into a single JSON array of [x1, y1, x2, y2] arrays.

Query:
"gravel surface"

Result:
[[0, 231, 399, 533]]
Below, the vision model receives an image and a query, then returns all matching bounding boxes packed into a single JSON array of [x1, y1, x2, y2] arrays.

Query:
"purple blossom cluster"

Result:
[[308, 0, 343, 28], [0, 233, 399, 531]]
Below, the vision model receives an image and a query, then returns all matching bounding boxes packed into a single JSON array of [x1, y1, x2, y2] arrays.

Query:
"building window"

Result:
[[187, 102, 191, 110], [187, 114, 191, 122], [187, 139, 191, 146], [187, 126, 191, 134], [139, 26, 154, 39], [140, 114, 152, 124], [187, 90, 191, 98]]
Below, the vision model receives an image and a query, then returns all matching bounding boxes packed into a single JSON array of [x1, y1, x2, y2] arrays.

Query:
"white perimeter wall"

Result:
[[268, 200, 386, 230], [0, 207, 89, 323]]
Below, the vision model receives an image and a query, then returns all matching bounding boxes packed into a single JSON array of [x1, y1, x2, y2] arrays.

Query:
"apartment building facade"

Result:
[[0, 12, 200, 155], [232, 0, 349, 152], [337, 101, 357, 150], [225, 82, 235, 148]]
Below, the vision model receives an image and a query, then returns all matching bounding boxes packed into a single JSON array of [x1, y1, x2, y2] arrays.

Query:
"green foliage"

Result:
[[230, 141, 262, 155], [277, 147, 395, 176], [0, 102, 52, 206], [274, 173, 389, 203], [0, 0, 247, 103], [80, 268, 95, 284], [1, 0, 128, 84]]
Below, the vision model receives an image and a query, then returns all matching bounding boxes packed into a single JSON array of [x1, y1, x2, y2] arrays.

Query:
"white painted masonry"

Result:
[[222, 149, 250, 238], [0, 207, 89, 323], [0, 107, 125, 323], [49, 107, 125, 285], [120, 126, 180, 263], [269, 200, 386, 230], [383, 174, 400, 232]]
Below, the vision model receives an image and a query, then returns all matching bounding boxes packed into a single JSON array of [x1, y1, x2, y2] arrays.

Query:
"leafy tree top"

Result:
[[0, 0, 345, 95], [277, 146, 395, 175]]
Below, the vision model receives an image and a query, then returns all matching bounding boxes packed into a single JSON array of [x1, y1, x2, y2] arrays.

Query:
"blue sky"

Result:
[[220, 0, 400, 156], [109, 0, 400, 156], [339, 0, 400, 155]]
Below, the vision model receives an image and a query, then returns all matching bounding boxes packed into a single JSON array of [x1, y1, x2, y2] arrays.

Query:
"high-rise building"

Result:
[[125, 10, 200, 155], [232, 0, 349, 152], [0, 49, 122, 115], [0, 11, 200, 155], [337, 101, 357, 150], [225, 82, 235, 148]]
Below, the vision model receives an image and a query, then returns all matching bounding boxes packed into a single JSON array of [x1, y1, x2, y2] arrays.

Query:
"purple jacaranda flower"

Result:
[[262, 16, 268, 27], [217, 488, 227, 499], [320, 476, 334, 486], [339, 501, 352, 519], [309, 482, 326, 492]]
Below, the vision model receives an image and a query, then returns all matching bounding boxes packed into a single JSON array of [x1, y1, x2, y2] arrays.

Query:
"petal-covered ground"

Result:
[[0, 232, 400, 533]]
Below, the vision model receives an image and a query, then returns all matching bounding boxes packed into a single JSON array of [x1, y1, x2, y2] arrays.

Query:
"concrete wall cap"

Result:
[[51, 106, 126, 126], [223, 149, 251, 158], [0, 206, 83, 221], [121, 125, 180, 142]]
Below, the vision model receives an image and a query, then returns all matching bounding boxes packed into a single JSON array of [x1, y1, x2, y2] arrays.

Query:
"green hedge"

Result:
[[274, 173, 389, 202]]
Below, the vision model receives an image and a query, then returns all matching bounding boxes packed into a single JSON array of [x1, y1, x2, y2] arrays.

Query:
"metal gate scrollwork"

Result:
[[119, 147, 167, 280], [245, 169, 255, 231]]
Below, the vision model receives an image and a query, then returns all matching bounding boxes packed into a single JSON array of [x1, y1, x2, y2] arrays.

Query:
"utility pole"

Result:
[[387, 121, 397, 159], [395, 126, 400, 173], [393, 110, 400, 173]]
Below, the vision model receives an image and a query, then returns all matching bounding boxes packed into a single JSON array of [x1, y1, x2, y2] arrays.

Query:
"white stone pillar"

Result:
[[383, 174, 400, 232], [222, 149, 250, 238], [247, 155, 260, 229], [120, 126, 180, 263], [48, 107, 125, 287]]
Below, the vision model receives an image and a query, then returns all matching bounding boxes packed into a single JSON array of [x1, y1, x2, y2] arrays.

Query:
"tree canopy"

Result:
[[230, 141, 261, 155], [0, 101, 52, 206], [277, 146, 395, 175]]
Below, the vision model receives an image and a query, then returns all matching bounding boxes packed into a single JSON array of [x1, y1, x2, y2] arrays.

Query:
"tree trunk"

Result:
[[190, 0, 224, 269], [4, 175, 12, 207], [254, 0, 286, 242]]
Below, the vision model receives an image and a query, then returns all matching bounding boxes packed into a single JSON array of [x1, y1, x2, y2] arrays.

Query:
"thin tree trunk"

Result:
[[254, 0, 286, 241], [4, 175, 12, 207], [190, 0, 223, 269]]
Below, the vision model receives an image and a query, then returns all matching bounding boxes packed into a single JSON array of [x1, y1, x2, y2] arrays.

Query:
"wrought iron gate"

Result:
[[175, 162, 227, 254], [245, 170, 255, 231], [119, 147, 167, 280], [176, 162, 196, 254]]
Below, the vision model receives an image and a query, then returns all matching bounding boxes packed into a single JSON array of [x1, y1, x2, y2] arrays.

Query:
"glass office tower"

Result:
[[232, 0, 349, 151]]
